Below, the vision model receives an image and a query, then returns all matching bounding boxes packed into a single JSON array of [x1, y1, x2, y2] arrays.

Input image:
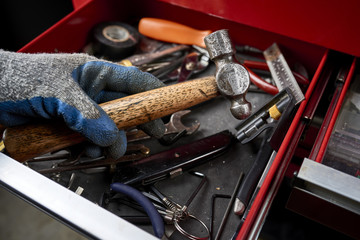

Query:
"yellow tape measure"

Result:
[[0, 140, 5, 153]]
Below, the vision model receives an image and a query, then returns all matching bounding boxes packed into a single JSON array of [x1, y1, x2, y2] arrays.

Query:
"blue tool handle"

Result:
[[110, 182, 164, 238]]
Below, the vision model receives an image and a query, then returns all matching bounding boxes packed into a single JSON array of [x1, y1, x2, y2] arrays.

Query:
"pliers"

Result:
[[110, 183, 165, 239], [110, 172, 210, 239], [235, 46, 310, 95], [241, 59, 310, 95]]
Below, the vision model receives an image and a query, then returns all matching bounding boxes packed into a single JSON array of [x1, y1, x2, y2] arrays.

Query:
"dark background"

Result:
[[0, 0, 73, 51]]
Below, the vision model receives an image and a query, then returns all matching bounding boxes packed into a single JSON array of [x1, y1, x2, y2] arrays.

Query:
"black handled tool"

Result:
[[113, 130, 234, 186], [235, 88, 296, 150], [233, 88, 297, 215], [233, 130, 273, 215]]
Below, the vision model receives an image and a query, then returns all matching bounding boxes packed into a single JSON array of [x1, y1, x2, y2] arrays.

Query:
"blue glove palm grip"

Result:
[[0, 59, 164, 159], [0, 96, 125, 152]]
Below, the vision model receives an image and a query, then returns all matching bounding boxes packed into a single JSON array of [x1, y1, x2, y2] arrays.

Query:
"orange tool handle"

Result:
[[138, 18, 211, 48]]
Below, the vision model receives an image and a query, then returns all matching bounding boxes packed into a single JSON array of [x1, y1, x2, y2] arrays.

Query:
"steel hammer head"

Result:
[[204, 30, 251, 120]]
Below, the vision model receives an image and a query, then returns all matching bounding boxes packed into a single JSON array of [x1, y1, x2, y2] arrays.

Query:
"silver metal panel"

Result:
[[0, 153, 157, 240], [297, 158, 360, 214]]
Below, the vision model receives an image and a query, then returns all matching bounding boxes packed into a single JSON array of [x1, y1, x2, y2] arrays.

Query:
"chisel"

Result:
[[138, 18, 211, 48]]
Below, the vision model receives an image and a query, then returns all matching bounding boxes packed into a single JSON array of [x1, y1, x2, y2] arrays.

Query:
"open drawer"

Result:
[[285, 53, 360, 239], [5, 0, 359, 239]]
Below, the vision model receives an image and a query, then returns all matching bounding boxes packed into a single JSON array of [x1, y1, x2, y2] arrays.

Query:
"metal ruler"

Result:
[[264, 43, 305, 105]]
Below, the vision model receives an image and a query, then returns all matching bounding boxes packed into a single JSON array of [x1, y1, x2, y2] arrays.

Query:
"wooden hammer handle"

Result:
[[3, 76, 218, 162]]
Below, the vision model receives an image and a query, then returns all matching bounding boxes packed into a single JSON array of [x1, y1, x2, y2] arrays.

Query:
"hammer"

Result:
[[2, 30, 251, 161]]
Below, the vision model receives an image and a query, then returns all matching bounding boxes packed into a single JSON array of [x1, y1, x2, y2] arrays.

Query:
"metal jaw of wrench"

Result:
[[204, 30, 252, 120], [29, 111, 200, 174], [126, 110, 200, 143]]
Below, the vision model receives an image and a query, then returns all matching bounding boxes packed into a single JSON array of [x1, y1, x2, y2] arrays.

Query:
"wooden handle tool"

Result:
[[3, 76, 218, 162], [138, 18, 211, 48]]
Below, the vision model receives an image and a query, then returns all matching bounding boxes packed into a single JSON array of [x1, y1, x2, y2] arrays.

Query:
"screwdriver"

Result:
[[138, 18, 212, 48]]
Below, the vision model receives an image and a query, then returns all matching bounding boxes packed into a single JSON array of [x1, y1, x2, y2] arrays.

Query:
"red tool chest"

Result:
[[16, 0, 360, 239]]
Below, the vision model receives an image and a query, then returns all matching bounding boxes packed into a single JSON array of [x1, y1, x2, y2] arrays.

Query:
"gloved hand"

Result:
[[0, 50, 165, 159]]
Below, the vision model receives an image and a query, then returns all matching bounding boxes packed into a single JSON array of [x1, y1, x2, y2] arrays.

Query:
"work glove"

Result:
[[0, 50, 165, 159]]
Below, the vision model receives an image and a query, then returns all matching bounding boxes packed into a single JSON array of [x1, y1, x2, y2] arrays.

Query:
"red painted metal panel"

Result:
[[159, 0, 360, 57], [237, 50, 330, 239], [19, 0, 100, 53], [19, 0, 326, 75], [19, 0, 132, 53], [16, 0, 344, 238], [138, 1, 326, 75], [72, 0, 92, 10], [315, 58, 357, 163]]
